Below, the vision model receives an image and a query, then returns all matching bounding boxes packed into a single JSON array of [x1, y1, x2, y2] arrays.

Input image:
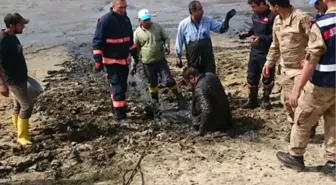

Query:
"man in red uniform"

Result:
[[92, 0, 138, 120]]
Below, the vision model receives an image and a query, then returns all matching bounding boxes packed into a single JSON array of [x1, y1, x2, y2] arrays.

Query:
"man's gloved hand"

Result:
[[176, 57, 183, 68], [164, 44, 170, 55], [221, 9, 237, 33], [239, 32, 249, 40], [94, 61, 103, 72]]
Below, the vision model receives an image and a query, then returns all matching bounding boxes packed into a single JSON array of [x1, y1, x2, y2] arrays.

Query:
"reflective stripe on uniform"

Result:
[[129, 44, 136, 50], [93, 50, 103, 54], [113, 100, 126, 108], [316, 64, 336, 72], [103, 57, 127, 65], [316, 17, 336, 28], [106, 36, 131, 44]]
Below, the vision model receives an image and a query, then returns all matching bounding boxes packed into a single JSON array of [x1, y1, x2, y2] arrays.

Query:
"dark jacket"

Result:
[[0, 30, 28, 85], [192, 73, 232, 133], [92, 9, 137, 66], [247, 9, 275, 57]]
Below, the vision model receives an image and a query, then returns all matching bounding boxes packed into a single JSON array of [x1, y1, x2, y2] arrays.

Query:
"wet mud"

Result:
[[0, 0, 331, 184]]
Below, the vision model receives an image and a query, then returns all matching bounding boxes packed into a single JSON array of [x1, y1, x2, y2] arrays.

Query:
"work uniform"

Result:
[[265, 7, 311, 125], [134, 22, 184, 104], [92, 9, 137, 120], [192, 73, 232, 135], [244, 9, 276, 109], [290, 9, 336, 163], [0, 30, 32, 145], [175, 16, 228, 74]]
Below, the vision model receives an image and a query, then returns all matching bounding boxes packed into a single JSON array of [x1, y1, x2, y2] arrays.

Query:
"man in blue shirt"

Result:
[[175, 1, 236, 74]]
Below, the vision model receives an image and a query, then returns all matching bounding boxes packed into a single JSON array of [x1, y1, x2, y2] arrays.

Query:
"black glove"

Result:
[[238, 32, 249, 40], [220, 9, 237, 33]]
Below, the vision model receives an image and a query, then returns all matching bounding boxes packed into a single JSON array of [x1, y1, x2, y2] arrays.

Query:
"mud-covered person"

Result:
[[92, 0, 138, 120], [261, 0, 318, 142], [132, 9, 186, 109], [175, 0, 236, 74], [239, 0, 276, 110], [182, 67, 232, 136], [277, 0, 336, 178], [0, 13, 32, 145]]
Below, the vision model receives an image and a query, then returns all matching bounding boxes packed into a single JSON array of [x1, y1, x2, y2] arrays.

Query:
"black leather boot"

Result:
[[260, 83, 273, 110], [242, 85, 258, 109], [320, 161, 336, 181], [276, 151, 305, 171]]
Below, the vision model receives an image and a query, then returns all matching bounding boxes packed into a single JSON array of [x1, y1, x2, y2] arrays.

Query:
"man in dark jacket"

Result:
[[182, 67, 232, 136], [239, 0, 276, 109], [0, 13, 32, 145], [92, 0, 138, 120]]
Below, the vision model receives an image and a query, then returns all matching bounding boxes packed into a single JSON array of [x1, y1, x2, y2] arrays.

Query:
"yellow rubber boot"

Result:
[[17, 117, 32, 145], [12, 114, 18, 132]]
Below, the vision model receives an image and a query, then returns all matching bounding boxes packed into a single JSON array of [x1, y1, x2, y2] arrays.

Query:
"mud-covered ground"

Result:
[[0, 0, 333, 185], [0, 45, 333, 185]]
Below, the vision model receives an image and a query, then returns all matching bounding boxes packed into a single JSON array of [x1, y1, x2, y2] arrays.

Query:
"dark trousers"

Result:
[[106, 64, 129, 119], [8, 82, 33, 119], [247, 52, 275, 86], [143, 60, 176, 89], [186, 39, 216, 74]]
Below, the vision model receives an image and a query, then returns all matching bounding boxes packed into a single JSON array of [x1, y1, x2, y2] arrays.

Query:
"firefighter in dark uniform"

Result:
[[92, 0, 138, 120], [239, 0, 276, 109]]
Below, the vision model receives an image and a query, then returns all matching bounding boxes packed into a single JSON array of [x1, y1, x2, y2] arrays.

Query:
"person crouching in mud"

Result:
[[182, 67, 232, 136]]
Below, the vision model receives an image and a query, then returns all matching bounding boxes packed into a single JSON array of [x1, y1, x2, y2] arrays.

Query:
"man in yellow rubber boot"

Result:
[[0, 13, 32, 145], [132, 9, 186, 109]]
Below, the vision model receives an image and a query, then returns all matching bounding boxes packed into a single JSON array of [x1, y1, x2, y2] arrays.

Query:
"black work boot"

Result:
[[260, 83, 273, 110], [320, 161, 336, 181], [171, 88, 187, 110], [242, 85, 258, 109], [309, 123, 318, 139], [276, 151, 305, 171]]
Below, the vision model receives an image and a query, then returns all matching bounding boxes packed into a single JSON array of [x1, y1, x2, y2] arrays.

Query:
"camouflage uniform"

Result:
[[265, 7, 312, 131]]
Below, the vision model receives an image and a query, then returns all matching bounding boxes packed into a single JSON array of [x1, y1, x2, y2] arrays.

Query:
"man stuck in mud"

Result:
[[175, 0, 236, 74], [92, 0, 138, 120], [262, 0, 318, 142], [0, 13, 32, 145], [182, 67, 232, 136], [276, 0, 336, 178], [132, 9, 186, 109], [239, 0, 276, 110]]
